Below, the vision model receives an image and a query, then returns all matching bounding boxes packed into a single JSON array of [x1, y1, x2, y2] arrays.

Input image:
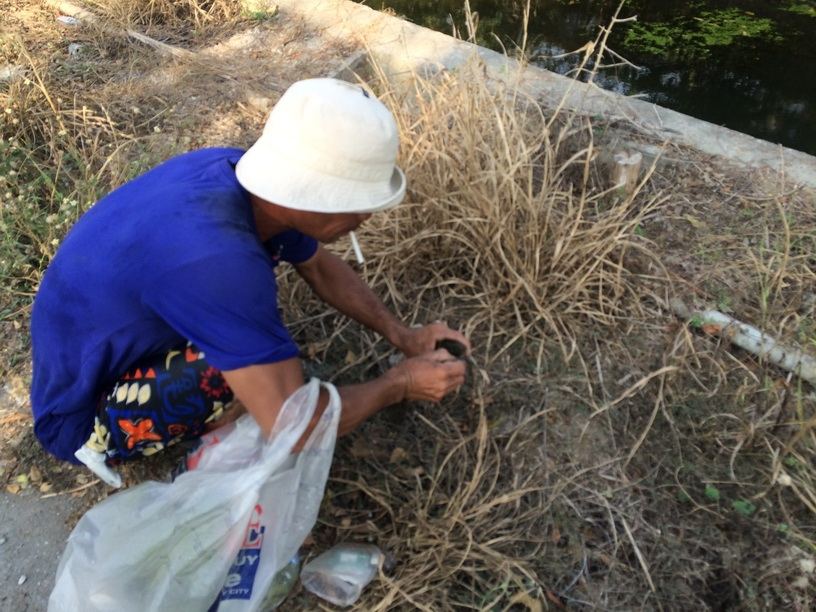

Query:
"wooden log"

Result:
[[611, 149, 642, 195]]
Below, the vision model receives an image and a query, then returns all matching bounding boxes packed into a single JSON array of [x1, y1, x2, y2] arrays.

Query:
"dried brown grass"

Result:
[[284, 57, 667, 371], [282, 47, 816, 612], [4, 2, 816, 609], [85, 0, 245, 31]]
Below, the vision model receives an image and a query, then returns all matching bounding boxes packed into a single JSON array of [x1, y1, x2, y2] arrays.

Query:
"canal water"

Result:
[[371, 1, 816, 155]]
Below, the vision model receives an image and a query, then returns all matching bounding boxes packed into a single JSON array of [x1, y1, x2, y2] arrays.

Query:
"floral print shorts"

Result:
[[83, 343, 234, 461]]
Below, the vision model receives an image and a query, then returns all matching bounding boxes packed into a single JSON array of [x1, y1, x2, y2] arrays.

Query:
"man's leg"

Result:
[[83, 342, 235, 461]]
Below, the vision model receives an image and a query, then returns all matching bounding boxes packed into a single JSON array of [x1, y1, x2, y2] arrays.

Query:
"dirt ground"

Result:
[[2, 0, 816, 610]]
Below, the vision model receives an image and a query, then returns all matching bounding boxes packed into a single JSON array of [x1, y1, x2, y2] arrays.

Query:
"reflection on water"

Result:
[[372, 0, 816, 155]]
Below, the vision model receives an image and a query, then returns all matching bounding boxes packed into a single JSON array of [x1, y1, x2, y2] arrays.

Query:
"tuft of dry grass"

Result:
[[371, 59, 666, 363], [329, 391, 552, 610], [284, 57, 667, 370], [0, 48, 117, 314], [85, 0, 245, 31]]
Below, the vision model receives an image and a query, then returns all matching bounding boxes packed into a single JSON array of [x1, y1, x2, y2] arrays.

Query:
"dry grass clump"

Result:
[[85, 0, 245, 31], [322, 388, 552, 610], [0, 36, 151, 374], [349, 59, 666, 363], [280, 55, 816, 610]]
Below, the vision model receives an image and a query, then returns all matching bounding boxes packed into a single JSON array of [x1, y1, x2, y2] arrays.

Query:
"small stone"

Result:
[[792, 576, 809, 590], [0, 536, 7, 545], [17, 575, 26, 586], [29, 465, 42, 483], [0, 65, 24, 82], [389, 447, 408, 464], [800, 558, 815, 574], [776, 472, 792, 487], [246, 95, 272, 113]]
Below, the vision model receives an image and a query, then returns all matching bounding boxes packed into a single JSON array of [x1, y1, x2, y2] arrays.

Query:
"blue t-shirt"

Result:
[[30, 148, 318, 462]]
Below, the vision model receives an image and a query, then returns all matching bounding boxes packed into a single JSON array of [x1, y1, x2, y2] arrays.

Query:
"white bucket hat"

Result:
[[236, 78, 406, 214]]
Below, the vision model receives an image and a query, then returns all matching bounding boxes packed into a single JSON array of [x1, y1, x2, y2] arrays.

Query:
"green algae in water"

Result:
[[785, 2, 816, 18], [624, 8, 781, 58]]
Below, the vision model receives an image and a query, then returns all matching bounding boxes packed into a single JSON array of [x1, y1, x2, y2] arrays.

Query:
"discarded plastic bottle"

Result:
[[300, 543, 383, 607], [259, 554, 300, 610]]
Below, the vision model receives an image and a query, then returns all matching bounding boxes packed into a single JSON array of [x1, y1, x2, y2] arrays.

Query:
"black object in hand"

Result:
[[435, 338, 467, 359]]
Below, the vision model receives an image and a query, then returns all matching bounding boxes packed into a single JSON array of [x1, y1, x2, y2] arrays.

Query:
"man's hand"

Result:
[[396, 322, 472, 358], [388, 349, 467, 402], [296, 248, 472, 361]]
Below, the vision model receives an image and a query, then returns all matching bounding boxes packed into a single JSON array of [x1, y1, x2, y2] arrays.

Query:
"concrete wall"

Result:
[[273, 0, 816, 190]]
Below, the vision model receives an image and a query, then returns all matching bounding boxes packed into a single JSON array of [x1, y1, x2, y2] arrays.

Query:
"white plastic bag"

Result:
[[49, 378, 340, 612]]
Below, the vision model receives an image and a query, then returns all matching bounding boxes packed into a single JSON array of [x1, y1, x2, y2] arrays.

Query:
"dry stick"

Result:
[[41, 478, 101, 499], [620, 515, 656, 592], [0, 412, 30, 426], [670, 298, 816, 387], [49, 0, 194, 59], [624, 369, 668, 469]]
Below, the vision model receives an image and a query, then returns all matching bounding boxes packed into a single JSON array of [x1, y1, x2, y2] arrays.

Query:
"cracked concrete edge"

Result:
[[270, 0, 816, 190]]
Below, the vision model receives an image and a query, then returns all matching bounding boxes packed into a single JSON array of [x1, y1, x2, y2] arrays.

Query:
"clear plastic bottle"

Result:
[[300, 543, 383, 607], [258, 554, 300, 610]]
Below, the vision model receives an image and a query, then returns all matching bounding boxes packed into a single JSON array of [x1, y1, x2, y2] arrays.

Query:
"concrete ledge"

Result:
[[273, 0, 816, 190]]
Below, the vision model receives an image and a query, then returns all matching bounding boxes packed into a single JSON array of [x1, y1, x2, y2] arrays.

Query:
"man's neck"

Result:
[[250, 194, 291, 242]]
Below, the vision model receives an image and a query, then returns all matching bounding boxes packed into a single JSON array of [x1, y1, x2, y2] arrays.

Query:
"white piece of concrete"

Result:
[[0, 65, 24, 82], [270, 0, 816, 189]]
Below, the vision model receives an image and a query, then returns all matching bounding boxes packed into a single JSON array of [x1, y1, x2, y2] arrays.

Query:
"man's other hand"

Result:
[[388, 349, 467, 403], [397, 322, 471, 358]]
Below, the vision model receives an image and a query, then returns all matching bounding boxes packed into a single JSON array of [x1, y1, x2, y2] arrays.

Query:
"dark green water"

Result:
[[370, 1, 816, 155]]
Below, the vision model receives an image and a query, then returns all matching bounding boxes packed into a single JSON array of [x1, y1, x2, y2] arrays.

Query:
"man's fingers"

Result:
[[436, 359, 466, 376], [428, 348, 457, 362], [447, 361, 467, 377]]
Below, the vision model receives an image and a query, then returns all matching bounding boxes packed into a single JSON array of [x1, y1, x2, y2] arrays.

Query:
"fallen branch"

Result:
[[48, 0, 194, 59], [41, 478, 101, 499], [670, 298, 816, 387]]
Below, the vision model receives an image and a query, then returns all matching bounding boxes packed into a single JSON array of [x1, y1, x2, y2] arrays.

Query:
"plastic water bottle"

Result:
[[300, 543, 384, 607], [259, 554, 300, 610]]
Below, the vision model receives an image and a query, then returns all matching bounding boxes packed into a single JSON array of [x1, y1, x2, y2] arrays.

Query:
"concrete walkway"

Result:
[[0, 492, 81, 611]]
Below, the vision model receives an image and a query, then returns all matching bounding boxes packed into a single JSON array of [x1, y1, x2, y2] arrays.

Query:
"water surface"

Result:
[[371, 1, 816, 155]]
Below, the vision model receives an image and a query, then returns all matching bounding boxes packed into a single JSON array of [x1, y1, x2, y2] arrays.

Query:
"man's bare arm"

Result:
[[222, 351, 466, 447], [295, 246, 471, 356]]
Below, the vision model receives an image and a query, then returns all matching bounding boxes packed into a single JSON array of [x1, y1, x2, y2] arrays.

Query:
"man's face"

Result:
[[295, 211, 372, 243]]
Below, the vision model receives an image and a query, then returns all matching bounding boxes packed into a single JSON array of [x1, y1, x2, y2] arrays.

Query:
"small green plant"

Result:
[[244, 5, 279, 22], [704, 484, 721, 502], [784, 455, 801, 469], [716, 293, 733, 313], [732, 499, 757, 517]]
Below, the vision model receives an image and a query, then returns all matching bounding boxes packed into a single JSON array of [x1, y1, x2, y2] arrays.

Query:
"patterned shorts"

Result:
[[83, 343, 235, 461]]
